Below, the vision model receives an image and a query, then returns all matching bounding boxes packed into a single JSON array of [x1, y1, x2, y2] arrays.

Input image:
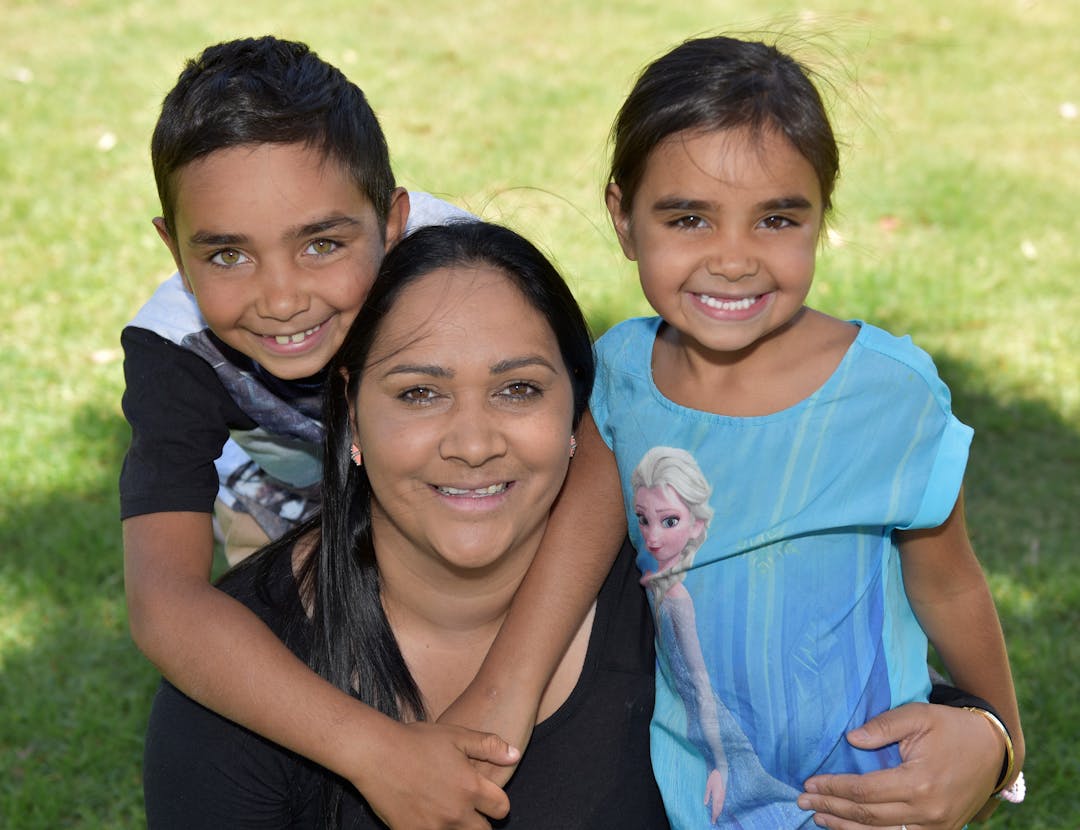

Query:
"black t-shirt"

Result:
[[142, 540, 670, 829], [120, 326, 256, 518]]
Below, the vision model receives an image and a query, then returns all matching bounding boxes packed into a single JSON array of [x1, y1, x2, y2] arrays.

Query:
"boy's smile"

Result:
[[156, 142, 407, 380]]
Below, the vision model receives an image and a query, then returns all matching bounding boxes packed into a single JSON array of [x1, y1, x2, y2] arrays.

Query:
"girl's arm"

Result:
[[797, 700, 1004, 829], [125, 511, 516, 829], [438, 411, 627, 783], [896, 489, 1024, 780]]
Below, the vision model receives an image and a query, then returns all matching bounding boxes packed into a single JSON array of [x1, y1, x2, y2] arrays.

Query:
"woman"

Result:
[[143, 221, 1008, 829], [143, 221, 667, 828]]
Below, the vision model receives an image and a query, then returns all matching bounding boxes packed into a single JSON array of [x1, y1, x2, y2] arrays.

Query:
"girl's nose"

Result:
[[705, 234, 758, 282]]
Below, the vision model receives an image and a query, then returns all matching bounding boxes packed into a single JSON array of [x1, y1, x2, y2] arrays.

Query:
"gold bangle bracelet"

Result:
[[964, 706, 1015, 793]]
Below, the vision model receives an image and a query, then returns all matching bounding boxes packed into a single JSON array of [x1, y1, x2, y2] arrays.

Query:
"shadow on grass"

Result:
[[0, 403, 157, 829], [1, 354, 1076, 828]]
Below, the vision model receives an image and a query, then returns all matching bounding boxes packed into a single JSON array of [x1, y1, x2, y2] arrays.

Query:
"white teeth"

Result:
[[273, 323, 322, 345], [437, 483, 508, 497], [698, 294, 757, 311]]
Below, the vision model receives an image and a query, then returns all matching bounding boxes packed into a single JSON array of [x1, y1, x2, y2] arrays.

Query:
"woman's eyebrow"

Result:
[[382, 363, 454, 378], [490, 355, 559, 375]]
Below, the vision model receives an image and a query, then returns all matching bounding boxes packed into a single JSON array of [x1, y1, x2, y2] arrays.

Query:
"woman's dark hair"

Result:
[[237, 220, 594, 824], [152, 36, 395, 238], [609, 35, 840, 214]]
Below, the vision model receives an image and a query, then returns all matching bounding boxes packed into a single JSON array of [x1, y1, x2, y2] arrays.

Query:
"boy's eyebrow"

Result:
[[289, 215, 365, 239], [186, 215, 365, 248]]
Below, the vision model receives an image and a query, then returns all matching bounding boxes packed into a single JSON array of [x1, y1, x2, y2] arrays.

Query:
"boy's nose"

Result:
[[257, 268, 311, 320]]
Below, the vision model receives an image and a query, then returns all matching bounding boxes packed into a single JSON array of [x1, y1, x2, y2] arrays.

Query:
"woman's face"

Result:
[[634, 484, 703, 570], [354, 265, 575, 577]]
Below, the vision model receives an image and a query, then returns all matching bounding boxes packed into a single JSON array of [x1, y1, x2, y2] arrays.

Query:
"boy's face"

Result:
[[156, 142, 408, 380]]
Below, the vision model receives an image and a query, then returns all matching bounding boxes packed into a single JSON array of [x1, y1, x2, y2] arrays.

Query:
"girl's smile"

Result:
[[607, 126, 823, 361]]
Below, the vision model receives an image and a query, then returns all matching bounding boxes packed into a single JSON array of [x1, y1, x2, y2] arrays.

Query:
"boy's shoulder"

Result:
[[403, 191, 474, 232], [128, 272, 206, 346]]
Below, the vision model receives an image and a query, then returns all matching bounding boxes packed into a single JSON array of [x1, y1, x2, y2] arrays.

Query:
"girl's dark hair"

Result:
[[237, 220, 594, 823], [609, 35, 840, 214], [152, 36, 395, 238]]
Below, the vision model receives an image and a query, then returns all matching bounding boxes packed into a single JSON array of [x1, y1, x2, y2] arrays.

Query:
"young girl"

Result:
[[590, 35, 1024, 828]]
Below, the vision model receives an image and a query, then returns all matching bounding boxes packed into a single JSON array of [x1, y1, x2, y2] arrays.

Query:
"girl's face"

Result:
[[606, 126, 823, 358], [353, 265, 575, 579], [634, 484, 703, 570]]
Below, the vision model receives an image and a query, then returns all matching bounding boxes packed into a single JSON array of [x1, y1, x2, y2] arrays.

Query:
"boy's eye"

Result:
[[210, 249, 250, 267], [306, 239, 339, 256]]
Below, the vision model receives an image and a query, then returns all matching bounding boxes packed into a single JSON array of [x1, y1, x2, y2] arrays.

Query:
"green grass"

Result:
[[1, 1, 1076, 827]]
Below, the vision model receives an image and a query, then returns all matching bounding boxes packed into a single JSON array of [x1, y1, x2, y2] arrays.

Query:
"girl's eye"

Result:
[[671, 215, 706, 230], [760, 215, 794, 230], [306, 239, 339, 256], [661, 515, 680, 529], [209, 249, 249, 267]]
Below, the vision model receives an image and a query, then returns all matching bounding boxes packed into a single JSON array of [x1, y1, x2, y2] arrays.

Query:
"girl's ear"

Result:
[[604, 184, 638, 261], [152, 217, 191, 290]]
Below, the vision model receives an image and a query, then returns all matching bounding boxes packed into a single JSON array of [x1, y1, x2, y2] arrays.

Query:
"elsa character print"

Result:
[[632, 447, 804, 827]]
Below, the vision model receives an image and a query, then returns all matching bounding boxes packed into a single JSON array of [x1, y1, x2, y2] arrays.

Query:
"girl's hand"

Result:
[[358, 720, 519, 829], [796, 702, 1001, 830]]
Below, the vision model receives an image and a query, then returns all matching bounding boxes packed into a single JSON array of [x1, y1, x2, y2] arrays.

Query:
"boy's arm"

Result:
[[898, 489, 1025, 780], [439, 411, 626, 782], [125, 511, 516, 828]]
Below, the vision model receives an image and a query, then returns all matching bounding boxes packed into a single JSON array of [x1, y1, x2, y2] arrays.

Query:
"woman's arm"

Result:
[[126, 512, 517, 829], [438, 411, 627, 783]]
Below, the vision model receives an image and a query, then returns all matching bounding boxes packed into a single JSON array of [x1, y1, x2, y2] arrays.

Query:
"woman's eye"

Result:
[[400, 387, 437, 403], [210, 249, 249, 267], [306, 239, 339, 256], [661, 515, 680, 529], [636, 513, 649, 527], [499, 382, 540, 400]]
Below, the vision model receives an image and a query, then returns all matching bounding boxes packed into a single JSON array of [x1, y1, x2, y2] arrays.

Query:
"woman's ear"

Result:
[[340, 368, 360, 439], [604, 184, 638, 261]]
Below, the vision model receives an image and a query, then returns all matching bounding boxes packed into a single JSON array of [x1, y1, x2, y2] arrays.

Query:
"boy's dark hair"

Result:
[[152, 36, 395, 237], [609, 35, 840, 215]]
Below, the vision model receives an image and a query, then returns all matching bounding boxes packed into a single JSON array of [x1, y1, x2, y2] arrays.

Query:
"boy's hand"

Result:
[[357, 720, 519, 829], [437, 690, 535, 786]]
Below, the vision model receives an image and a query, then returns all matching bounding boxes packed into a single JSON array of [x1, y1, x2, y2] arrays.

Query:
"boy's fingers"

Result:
[[461, 731, 521, 766], [475, 778, 511, 821]]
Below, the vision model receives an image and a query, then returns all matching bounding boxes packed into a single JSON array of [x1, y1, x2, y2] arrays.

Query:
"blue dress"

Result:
[[592, 318, 972, 829]]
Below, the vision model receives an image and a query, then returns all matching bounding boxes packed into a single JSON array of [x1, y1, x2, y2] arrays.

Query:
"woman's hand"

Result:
[[797, 702, 1002, 830], [356, 720, 519, 829]]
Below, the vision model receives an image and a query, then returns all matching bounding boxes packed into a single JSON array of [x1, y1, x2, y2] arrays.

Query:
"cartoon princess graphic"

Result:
[[633, 447, 806, 827]]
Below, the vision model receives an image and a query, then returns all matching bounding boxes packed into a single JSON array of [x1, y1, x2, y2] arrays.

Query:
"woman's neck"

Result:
[[372, 523, 541, 718]]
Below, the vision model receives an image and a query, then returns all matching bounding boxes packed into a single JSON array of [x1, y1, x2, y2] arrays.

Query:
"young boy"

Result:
[[121, 36, 627, 827]]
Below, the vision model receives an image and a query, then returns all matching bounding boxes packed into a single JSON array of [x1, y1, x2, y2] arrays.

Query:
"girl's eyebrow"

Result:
[[651, 195, 814, 213]]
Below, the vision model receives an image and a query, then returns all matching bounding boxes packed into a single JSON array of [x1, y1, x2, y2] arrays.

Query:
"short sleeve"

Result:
[[119, 326, 254, 518]]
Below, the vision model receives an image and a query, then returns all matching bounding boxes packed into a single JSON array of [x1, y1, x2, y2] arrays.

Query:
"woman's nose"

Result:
[[439, 402, 508, 466]]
